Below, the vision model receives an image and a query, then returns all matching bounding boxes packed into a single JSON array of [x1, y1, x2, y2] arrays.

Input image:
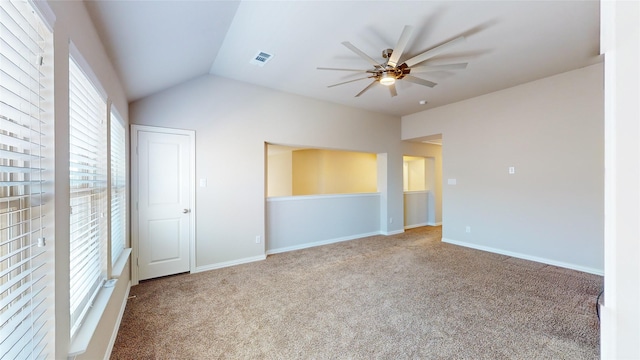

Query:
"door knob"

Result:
[[182, 209, 190, 214]]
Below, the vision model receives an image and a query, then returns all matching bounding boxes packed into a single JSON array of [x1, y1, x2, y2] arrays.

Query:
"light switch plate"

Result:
[[448, 179, 457, 185]]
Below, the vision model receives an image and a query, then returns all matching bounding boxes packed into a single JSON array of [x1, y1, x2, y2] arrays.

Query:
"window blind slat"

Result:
[[9, 316, 47, 360], [0, 233, 44, 262], [0, 148, 43, 160], [0, 75, 43, 108], [0, 267, 45, 315], [0, 164, 44, 173], [0, 52, 42, 90], [0, 131, 44, 148], [0, 99, 44, 126], [0, 216, 45, 237], [0, 276, 44, 329], [1, 286, 46, 360], [0, 108, 45, 135], [0, 83, 45, 115], [0, 1, 45, 44]]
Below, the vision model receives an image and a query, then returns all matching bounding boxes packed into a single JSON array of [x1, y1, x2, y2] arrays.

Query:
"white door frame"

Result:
[[131, 125, 196, 285]]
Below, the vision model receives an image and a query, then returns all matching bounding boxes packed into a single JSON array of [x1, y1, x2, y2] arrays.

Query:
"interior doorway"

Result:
[[403, 156, 436, 228], [131, 125, 196, 284]]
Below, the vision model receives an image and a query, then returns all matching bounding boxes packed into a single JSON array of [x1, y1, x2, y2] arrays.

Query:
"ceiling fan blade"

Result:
[[342, 41, 384, 68], [317, 67, 372, 72], [409, 63, 468, 73], [327, 76, 373, 88], [389, 83, 398, 97], [403, 75, 437, 88], [355, 80, 378, 97], [404, 36, 466, 67], [387, 25, 413, 68]]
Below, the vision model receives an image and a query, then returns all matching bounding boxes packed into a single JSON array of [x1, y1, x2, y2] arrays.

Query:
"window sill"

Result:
[[69, 249, 131, 357], [68, 283, 115, 357], [112, 248, 132, 278]]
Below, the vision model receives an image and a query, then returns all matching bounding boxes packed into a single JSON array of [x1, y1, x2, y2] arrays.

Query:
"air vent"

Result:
[[250, 51, 273, 67]]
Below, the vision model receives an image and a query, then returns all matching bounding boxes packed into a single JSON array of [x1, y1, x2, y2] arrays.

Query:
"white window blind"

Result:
[[68, 57, 107, 337], [0, 1, 50, 358], [110, 112, 125, 265]]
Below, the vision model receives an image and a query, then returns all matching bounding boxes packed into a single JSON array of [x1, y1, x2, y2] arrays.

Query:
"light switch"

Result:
[[199, 178, 207, 187], [448, 179, 457, 185]]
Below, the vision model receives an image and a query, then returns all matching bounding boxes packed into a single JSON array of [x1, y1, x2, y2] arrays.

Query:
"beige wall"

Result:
[[403, 63, 604, 273], [131, 74, 440, 269], [292, 149, 377, 195]]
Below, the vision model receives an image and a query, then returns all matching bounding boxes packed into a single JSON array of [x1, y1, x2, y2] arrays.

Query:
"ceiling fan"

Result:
[[318, 25, 468, 97]]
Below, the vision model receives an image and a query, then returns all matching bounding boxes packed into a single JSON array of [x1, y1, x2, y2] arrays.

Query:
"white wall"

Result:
[[46, 1, 131, 358], [130, 75, 437, 269], [600, 1, 640, 357], [404, 191, 429, 229], [267, 193, 380, 253], [403, 64, 604, 274]]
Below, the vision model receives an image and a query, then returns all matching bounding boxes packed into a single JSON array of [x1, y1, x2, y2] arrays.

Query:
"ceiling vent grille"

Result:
[[250, 51, 273, 67]]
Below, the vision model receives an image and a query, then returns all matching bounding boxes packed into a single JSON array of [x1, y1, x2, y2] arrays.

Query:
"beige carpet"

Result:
[[111, 226, 602, 359]]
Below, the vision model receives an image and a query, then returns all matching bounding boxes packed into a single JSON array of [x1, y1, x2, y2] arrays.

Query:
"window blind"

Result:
[[0, 1, 50, 358], [68, 57, 107, 337], [110, 113, 125, 265]]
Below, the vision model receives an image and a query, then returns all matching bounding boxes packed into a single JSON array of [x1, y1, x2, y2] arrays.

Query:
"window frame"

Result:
[[0, 0, 54, 358], [68, 53, 109, 339], [108, 107, 128, 275]]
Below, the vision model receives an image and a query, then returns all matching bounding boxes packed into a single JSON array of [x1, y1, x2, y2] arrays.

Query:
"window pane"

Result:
[[0, 1, 51, 358], [68, 57, 107, 337], [110, 112, 125, 264]]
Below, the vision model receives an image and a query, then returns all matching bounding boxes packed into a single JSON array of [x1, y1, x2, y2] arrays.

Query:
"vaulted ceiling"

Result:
[[85, 0, 600, 117]]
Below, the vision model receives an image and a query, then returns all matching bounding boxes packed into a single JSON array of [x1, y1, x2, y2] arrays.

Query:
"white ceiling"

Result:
[[85, 0, 600, 117]]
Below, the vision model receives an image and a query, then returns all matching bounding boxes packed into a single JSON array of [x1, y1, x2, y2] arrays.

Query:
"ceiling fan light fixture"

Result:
[[379, 72, 396, 86]]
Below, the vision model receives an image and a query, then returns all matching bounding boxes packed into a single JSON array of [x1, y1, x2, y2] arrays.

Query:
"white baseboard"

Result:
[[441, 238, 604, 276], [267, 231, 381, 255], [381, 229, 405, 236], [194, 255, 267, 273], [404, 222, 428, 230], [427, 222, 442, 226], [104, 281, 131, 360]]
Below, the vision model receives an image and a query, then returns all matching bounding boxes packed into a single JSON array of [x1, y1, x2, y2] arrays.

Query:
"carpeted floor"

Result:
[[111, 226, 602, 359]]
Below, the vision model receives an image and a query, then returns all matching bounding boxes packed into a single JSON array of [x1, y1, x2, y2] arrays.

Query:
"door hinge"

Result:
[[136, 258, 139, 267]]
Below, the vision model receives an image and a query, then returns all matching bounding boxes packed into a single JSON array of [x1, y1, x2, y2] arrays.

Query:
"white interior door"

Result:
[[135, 127, 193, 281]]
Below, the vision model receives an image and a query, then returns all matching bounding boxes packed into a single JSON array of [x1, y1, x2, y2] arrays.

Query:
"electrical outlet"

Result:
[[389, 217, 393, 224], [255, 235, 261, 244], [508, 166, 515, 174], [466, 226, 471, 233]]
